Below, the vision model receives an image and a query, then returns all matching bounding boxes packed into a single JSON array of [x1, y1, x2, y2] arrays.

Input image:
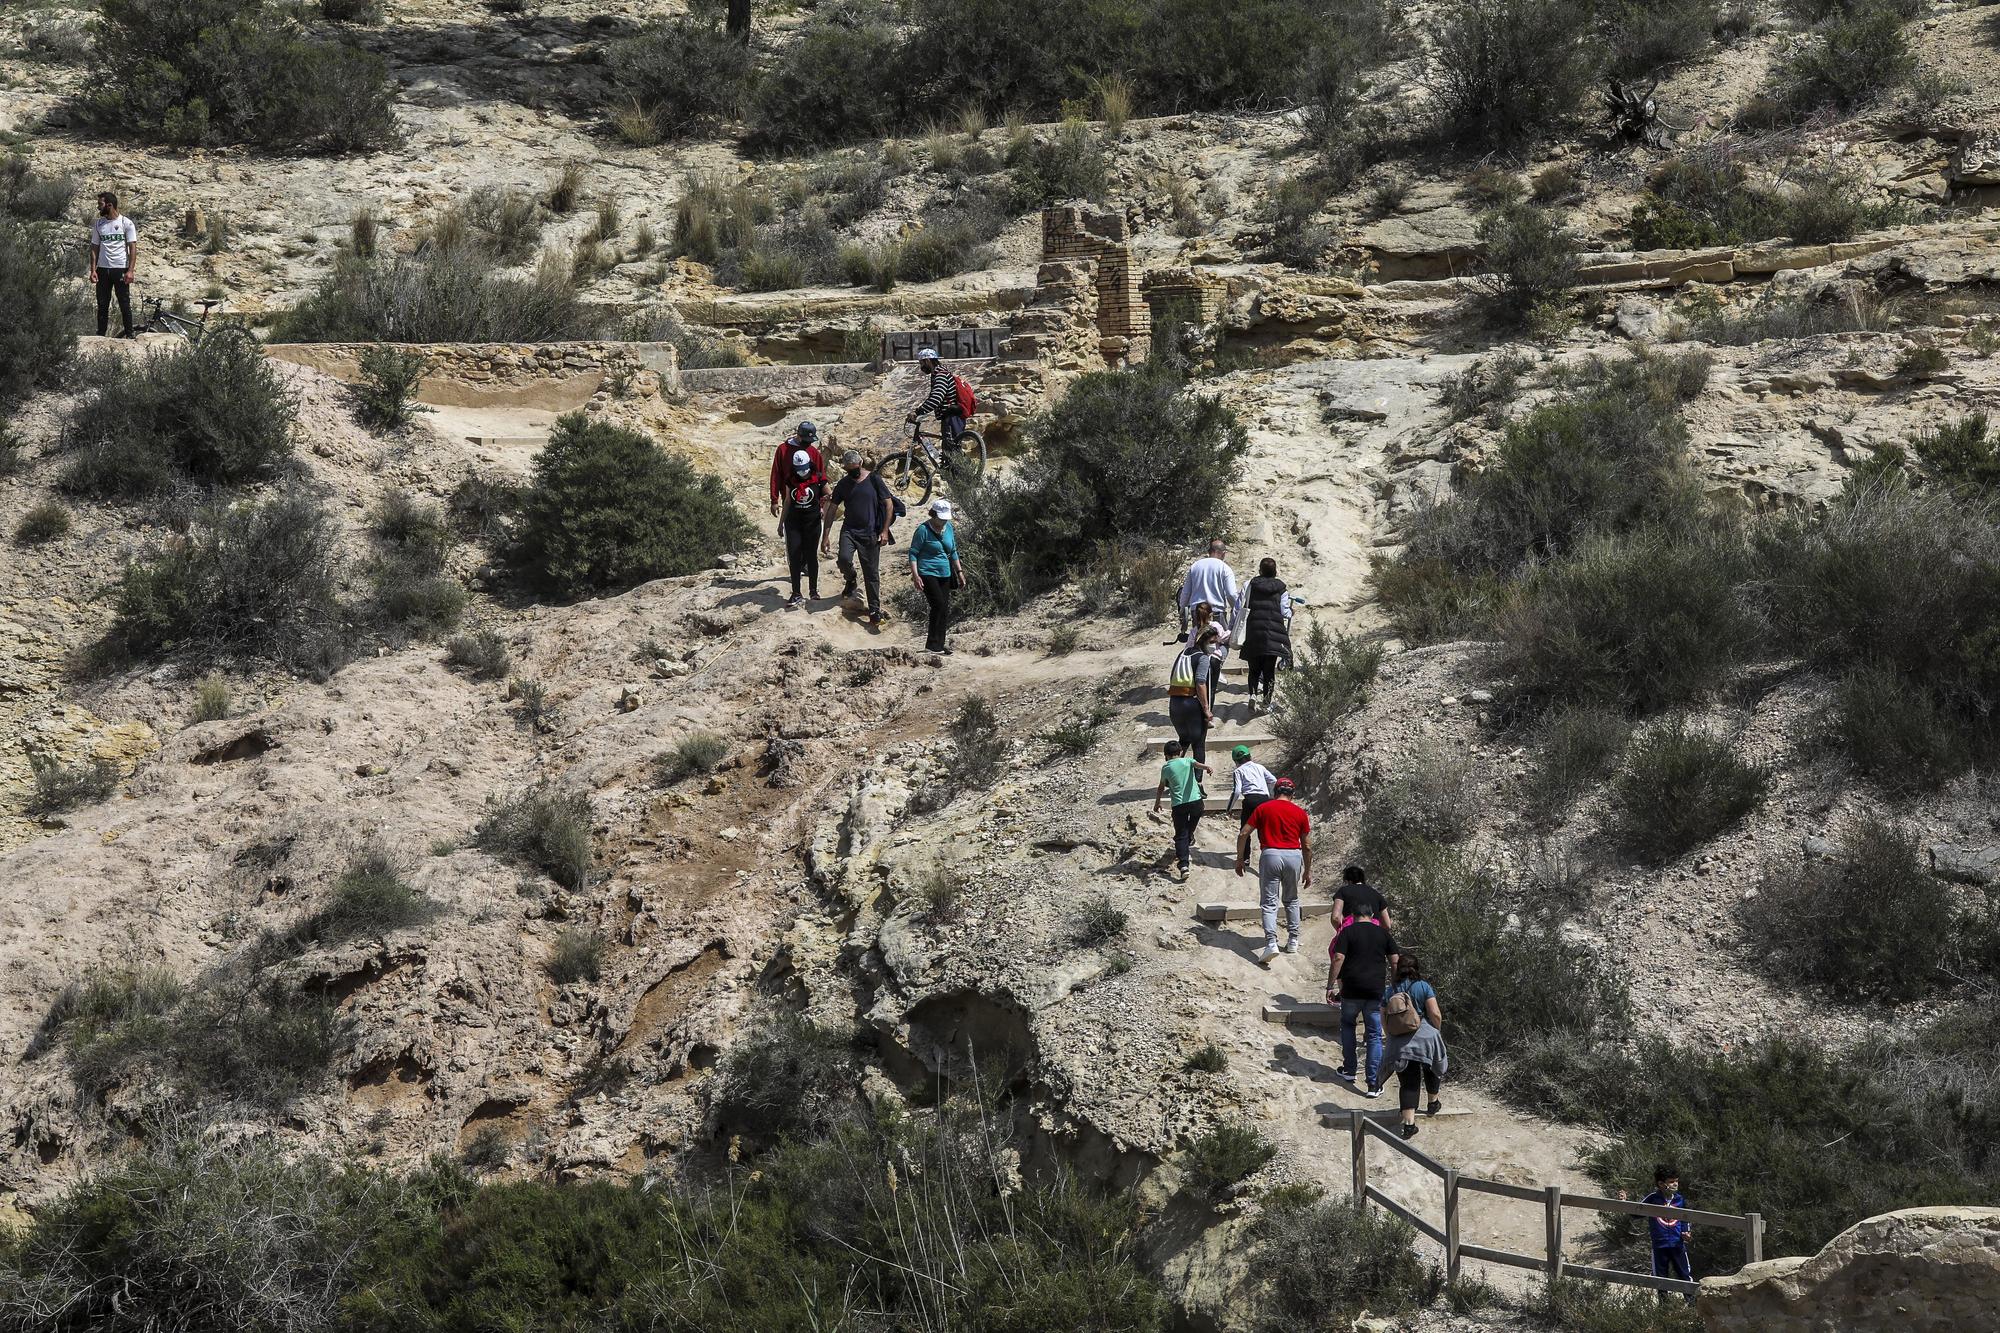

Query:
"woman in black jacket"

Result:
[[1239, 558, 1292, 711]]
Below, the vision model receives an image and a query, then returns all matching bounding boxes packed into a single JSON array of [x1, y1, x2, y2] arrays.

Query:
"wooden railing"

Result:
[[1343, 1110, 1764, 1297]]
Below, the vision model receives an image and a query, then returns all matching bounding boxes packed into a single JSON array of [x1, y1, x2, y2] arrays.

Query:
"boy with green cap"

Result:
[[1224, 744, 1276, 826]]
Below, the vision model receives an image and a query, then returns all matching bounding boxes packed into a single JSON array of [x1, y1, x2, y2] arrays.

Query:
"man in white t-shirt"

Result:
[[1176, 538, 1239, 643], [88, 191, 139, 338]]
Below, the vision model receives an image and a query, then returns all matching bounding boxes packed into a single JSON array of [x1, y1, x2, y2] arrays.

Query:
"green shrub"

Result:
[[710, 1009, 857, 1143], [247, 852, 439, 968], [1910, 413, 1999, 493], [474, 786, 593, 890], [1610, 718, 1768, 861], [948, 361, 1245, 617], [1479, 203, 1581, 329], [2, 152, 75, 221], [189, 673, 230, 722], [0, 221, 82, 412], [904, 0, 1134, 121], [445, 629, 512, 681], [1044, 718, 1104, 757], [509, 414, 751, 598], [1744, 817, 1960, 1001], [1759, 0, 1914, 119], [1603, 0, 1719, 74], [747, 3, 904, 150], [61, 324, 296, 498], [320, 0, 383, 22], [1895, 343, 1949, 379], [1428, 0, 1599, 148], [545, 928, 604, 985], [1074, 894, 1129, 946], [26, 754, 118, 816], [1676, 290, 1897, 344], [1537, 1279, 1703, 1332], [1392, 843, 1630, 1061], [353, 343, 431, 429], [1008, 119, 1110, 207], [1263, 171, 1338, 270], [659, 733, 729, 784], [1525, 704, 1631, 815], [510, 676, 553, 732], [1184, 1042, 1228, 1073], [947, 694, 1008, 788], [1250, 1195, 1431, 1324], [1357, 745, 1483, 862], [1630, 152, 1894, 249], [14, 500, 70, 545], [1437, 349, 1534, 425], [1828, 663, 1969, 791], [85, 0, 397, 151], [271, 248, 603, 343], [366, 491, 462, 635], [104, 490, 346, 674], [1184, 1124, 1275, 1198]]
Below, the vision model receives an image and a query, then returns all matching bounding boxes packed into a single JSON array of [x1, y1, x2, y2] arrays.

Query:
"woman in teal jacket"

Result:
[[908, 499, 966, 654]]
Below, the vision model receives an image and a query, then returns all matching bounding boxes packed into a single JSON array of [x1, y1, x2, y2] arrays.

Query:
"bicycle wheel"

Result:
[[959, 428, 986, 479], [881, 449, 935, 507]]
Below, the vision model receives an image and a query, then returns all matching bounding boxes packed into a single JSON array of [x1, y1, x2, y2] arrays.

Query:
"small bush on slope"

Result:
[[509, 414, 751, 598]]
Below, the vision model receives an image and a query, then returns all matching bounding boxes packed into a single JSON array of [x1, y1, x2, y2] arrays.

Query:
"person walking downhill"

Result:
[[1224, 744, 1275, 825], [88, 191, 138, 339], [1151, 741, 1210, 882], [1382, 953, 1446, 1139], [1237, 557, 1293, 714], [777, 448, 827, 607], [905, 347, 970, 448], [1235, 776, 1312, 965], [769, 420, 823, 517], [1327, 905, 1400, 1098], [1167, 627, 1220, 763], [908, 499, 964, 655], [824, 449, 894, 627]]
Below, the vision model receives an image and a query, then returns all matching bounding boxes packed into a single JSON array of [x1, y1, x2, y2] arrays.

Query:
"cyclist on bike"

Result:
[[903, 348, 966, 448], [769, 419, 824, 517]]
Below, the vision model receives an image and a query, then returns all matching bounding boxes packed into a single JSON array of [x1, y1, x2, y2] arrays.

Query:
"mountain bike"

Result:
[[135, 296, 219, 340], [880, 419, 987, 507]]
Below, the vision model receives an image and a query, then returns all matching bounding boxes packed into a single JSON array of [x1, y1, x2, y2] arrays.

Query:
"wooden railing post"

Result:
[[1744, 1212, 1764, 1267], [1349, 1110, 1368, 1207], [1544, 1186, 1564, 1283], [1443, 1167, 1461, 1284]]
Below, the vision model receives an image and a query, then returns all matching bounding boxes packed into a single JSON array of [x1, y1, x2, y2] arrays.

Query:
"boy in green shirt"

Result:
[[1152, 740, 1211, 881]]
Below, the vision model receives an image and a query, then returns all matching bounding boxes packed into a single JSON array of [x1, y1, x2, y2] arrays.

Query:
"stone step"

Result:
[[1198, 902, 1335, 923], [1261, 1002, 1343, 1026], [1319, 1107, 1474, 1126], [1096, 790, 1242, 814], [1144, 731, 1275, 751]]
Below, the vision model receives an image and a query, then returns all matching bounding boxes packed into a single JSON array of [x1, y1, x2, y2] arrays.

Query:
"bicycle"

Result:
[[135, 296, 219, 340], [880, 418, 987, 507]]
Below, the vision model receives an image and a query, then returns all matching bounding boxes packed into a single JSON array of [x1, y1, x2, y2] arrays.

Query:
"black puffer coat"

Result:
[[1241, 576, 1291, 659]]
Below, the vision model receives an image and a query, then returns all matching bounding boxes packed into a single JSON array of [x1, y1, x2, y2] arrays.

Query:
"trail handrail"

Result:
[[1344, 1111, 1763, 1296]]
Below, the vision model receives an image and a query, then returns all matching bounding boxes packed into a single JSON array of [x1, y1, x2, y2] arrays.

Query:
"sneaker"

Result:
[[1332, 1068, 1356, 1084], [809, 586, 821, 600], [840, 582, 856, 600], [868, 611, 883, 627], [940, 646, 954, 655], [1426, 1099, 1443, 1117], [1283, 938, 1300, 954], [1363, 1084, 1382, 1099], [787, 593, 803, 607], [1256, 944, 1279, 966], [1399, 1122, 1419, 1140]]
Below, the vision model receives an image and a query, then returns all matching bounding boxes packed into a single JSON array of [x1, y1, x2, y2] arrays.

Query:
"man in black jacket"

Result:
[[824, 450, 893, 626]]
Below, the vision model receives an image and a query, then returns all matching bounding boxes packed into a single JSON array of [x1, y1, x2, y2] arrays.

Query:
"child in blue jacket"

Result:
[[1643, 1163, 1695, 1302]]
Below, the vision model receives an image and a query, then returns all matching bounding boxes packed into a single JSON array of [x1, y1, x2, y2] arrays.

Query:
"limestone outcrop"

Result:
[[1699, 1207, 2000, 1332]]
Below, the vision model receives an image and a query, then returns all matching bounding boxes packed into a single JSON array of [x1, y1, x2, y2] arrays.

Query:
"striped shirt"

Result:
[[915, 366, 958, 417]]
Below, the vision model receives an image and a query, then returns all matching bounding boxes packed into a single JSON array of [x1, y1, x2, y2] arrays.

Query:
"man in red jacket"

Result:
[[1234, 775, 1312, 964], [769, 420, 823, 515]]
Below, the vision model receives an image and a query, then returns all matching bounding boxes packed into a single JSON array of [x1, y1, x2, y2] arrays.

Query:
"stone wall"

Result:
[[1141, 266, 1228, 343], [1039, 206, 1151, 366], [265, 341, 681, 404]]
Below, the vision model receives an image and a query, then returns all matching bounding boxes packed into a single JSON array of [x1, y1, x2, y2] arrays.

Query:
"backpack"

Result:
[[871, 472, 906, 521], [952, 374, 977, 420], [1168, 650, 1197, 696], [1384, 988, 1421, 1037]]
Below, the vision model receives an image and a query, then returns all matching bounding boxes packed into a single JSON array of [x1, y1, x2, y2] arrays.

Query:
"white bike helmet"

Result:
[[917, 347, 939, 363]]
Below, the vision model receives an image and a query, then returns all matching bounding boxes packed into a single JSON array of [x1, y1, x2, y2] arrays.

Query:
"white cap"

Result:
[[930, 499, 952, 518], [791, 449, 811, 470], [917, 346, 939, 360]]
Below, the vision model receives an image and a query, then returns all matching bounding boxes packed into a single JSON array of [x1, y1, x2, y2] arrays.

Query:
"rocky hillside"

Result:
[[4, 0, 2000, 1328]]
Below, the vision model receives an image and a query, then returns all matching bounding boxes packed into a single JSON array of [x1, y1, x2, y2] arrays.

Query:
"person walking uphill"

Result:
[[1237, 558, 1293, 713], [769, 420, 823, 516], [1235, 776, 1312, 965], [908, 499, 964, 654], [88, 192, 138, 338], [1328, 907, 1400, 1097], [777, 448, 827, 606], [1383, 953, 1446, 1139], [1167, 627, 1220, 763], [824, 450, 894, 627], [1224, 744, 1274, 825], [1152, 741, 1209, 881], [1177, 539, 1238, 646]]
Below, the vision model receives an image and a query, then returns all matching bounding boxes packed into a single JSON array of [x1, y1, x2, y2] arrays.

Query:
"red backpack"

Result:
[[952, 374, 977, 420]]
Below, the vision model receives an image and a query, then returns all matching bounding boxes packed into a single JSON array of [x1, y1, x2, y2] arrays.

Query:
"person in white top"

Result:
[[1224, 743, 1276, 825], [87, 191, 139, 338]]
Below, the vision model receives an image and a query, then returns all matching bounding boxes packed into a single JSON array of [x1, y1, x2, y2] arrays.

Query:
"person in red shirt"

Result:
[[769, 420, 823, 515], [1234, 775, 1312, 964]]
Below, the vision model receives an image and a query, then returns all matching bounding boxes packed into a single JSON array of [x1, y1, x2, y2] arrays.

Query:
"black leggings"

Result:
[[1169, 696, 1208, 764], [1397, 1062, 1440, 1112], [784, 516, 821, 597], [1171, 800, 1203, 869], [1247, 653, 1279, 704], [96, 267, 133, 335], [920, 573, 953, 651]]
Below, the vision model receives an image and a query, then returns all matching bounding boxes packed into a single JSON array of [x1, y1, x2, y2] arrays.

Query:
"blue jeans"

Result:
[[1340, 996, 1384, 1089], [1653, 1245, 1694, 1302]]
